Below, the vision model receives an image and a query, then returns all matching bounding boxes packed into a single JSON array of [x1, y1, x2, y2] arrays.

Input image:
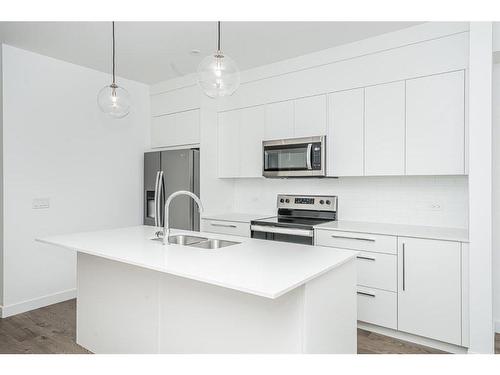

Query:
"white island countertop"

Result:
[[37, 226, 357, 299]]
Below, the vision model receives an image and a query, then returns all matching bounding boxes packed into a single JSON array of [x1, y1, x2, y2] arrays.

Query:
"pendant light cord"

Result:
[[112, 21, 116, 85], [217, 21, 221, 51]]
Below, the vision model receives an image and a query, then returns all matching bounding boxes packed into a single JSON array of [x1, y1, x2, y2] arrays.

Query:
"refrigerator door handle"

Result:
[[154, 171, 164, 227]]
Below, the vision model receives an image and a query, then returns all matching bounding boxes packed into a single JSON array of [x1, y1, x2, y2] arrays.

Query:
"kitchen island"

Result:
[[38, 226, 358, 354]]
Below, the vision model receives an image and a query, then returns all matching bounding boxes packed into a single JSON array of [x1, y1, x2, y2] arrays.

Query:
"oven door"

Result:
[[250, 224, 314, 245], [262, 136, 325, 178]]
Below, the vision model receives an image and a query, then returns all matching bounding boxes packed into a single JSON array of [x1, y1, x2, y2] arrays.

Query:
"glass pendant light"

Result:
[[197, 21, 240, 98], [97, 21, 131, 119]]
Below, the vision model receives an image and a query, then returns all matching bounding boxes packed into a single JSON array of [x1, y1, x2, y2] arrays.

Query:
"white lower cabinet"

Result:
[[316, 229, 466, 347], [201, 219, 250, 237], [357, 286, 397, 330], [315, 230, 398, 331], [356, 251, 397, 292], [397, 237, 462, 345]]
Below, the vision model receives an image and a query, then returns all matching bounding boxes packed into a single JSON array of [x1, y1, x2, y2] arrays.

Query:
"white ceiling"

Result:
[[0, 21, 423, 84]]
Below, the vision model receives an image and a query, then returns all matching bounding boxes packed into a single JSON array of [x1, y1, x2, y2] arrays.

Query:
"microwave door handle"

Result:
[[306, 143, 313, 170]]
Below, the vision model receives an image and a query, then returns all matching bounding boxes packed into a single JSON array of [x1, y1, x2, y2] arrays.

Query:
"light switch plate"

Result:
[[32, 198, 50, 209]]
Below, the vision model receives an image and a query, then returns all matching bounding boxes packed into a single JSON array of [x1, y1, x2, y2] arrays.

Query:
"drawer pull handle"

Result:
[[357, 291, 376, 298], [357, 256, 376, 261], [210, 223, 237, 228], [330, 235, 375, 242]]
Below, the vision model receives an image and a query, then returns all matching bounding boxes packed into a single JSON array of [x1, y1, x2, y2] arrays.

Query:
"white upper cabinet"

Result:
[[264, 101, 294, 140], [217, 70, 467, 179], [294, 95, 327, 138], [217, 110, 240, 178], [151, 109, 200, 148], [397, 237, 462, 345], [405, 70, 465, 175], [218, 106, 265, 178], [364, 82, 406, 176], [239, 106, 265, 177], [327, 88, 364, 176]]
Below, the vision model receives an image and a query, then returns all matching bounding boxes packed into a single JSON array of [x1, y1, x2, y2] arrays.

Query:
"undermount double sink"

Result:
[[152, 234, 240, 249]]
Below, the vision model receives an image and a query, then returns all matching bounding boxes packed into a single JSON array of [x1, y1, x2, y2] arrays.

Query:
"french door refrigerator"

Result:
[[144, 148, 200, 231]]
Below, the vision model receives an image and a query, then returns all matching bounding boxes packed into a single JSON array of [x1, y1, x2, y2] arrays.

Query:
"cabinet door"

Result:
[[327, 89, 364, 176], [239, 106, 265, 177], [151, 109, 200, 148], [175, 109, 200, 145], [365, 82, 405, 176], [406, 71, 465, 175], [217, 110, 240, 178], [398, 237, 461, 345], [264, 101, 294, 140], [151, 113, 176, 148], [294, 95, 327, 138]]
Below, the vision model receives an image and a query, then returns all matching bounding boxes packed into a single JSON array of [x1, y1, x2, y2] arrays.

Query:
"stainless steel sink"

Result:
[[151, 234, 208, 245], [188, 239, 240, 250]]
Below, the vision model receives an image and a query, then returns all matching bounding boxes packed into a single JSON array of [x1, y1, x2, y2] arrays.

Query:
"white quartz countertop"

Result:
[[201, 212, 274, 223], [37, 226, 357, 299], [315, 220, 468, 243]]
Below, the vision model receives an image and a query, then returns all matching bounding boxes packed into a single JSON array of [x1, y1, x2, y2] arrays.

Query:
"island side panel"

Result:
[[158, 273, 304, 353], [302, 259, 357, 353], [76, 253, 160, 354]]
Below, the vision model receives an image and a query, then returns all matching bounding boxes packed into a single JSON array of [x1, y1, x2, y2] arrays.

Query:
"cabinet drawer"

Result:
[[201, 219, 250, 237], [315, 230, 397, 254], [356, 251, 397, 292], [357, 286, 397, 330]]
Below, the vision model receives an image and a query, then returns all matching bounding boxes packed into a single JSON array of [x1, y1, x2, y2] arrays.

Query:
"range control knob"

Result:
[[319, 200, 325, 204], [326, 200, 331, 205], [285, 199, 290, 203], [280, 198, 285, 203]]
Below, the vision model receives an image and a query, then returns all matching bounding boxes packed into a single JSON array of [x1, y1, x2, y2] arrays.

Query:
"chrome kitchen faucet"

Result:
[[163, 190, 204, 245]]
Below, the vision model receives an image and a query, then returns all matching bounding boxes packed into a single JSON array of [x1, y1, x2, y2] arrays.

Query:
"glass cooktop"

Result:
[[251, 216, 335, 230]]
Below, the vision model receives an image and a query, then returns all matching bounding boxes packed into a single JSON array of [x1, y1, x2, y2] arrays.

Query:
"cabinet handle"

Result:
[[357, 256, 376, 261], [210, 223, 237, 228], [402, 242, 406, 291], [330, 234, 375, 242], [357, 291, 376, 298]]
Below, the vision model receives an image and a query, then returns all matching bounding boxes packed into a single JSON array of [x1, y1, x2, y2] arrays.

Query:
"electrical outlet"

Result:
[[32, 198, 50, 209], [428, 203, 442, 211]]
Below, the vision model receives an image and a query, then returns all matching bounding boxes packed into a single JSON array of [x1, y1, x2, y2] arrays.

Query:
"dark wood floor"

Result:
[[0, 299, 499, 354]]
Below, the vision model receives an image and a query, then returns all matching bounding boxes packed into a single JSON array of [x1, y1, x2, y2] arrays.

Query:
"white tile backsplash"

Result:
[[232, 176, 468, 228]]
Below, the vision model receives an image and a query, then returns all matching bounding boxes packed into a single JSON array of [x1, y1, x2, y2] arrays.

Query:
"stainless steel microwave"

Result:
[[262, 136, 326, 178]]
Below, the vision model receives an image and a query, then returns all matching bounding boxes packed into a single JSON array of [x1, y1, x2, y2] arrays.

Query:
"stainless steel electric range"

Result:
[[250, 194, 338, 245]]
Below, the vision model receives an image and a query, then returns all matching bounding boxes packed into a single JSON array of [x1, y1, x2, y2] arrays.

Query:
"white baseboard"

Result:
[[0, 289, 76, 318], [358, 321, 469, 354]]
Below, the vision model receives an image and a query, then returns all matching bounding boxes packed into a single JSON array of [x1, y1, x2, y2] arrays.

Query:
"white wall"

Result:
[[0, 45, 3, 308], [468, 22, 494, 353], [0, 45, 150, 316], [493, 63, 500, 333], [232, 177, 468, 227]]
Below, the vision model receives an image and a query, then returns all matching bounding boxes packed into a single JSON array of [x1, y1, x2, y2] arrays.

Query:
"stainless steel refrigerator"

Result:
[[144, 148, 200, 230]]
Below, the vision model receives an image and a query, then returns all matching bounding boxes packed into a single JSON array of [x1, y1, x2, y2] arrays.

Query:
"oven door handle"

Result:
[[306, 143, 313, 170], [250, 224, 314, 238]]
